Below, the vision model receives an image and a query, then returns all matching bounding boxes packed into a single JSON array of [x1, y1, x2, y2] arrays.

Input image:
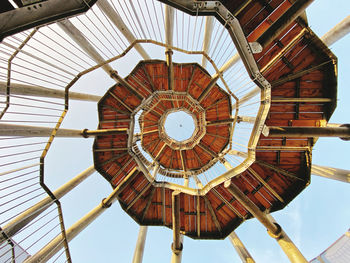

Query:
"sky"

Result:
[[37, 1, 350, 262]]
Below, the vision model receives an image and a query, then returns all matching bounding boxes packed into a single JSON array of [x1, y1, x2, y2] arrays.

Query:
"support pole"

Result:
[[266, 214, 307, 263], [0, 124, 127, 137], [170, 179, 188, 263], [212, 53, 240, 79], [224, 180, 307, 263], [171, 191, 182, 263], [201, 17, 214, 67], [132, 226, 148, 263], [312, 164, 350, 183], [165, 5, 174, 91], [321, 15, 350, 46], [267, 126, 350, 140], [0, 165, 95, 244], [0, 82, 101, 102], [96, 0, 150, 60], [24, 200, 107, 263], [228, 232, 255, 263], [24, 168, 138, 263]]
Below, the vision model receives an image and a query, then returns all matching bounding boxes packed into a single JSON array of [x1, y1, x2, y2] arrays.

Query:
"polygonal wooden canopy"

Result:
[[92, 0, 338, 240], [138, 62, 231, 173], [0, 0, 346, 262]]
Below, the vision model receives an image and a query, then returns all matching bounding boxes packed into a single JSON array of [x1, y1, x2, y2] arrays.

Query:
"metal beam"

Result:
[[201, 16, 214, 67], [196, 195, 200, 237], [207, 118, 235, 126], [222, 160, 283, 215], [212, 53, 240, 79], [204, 196, 222, 232], [165, 5, 174, 48], [170, 178, 188, 263], [171, 191, 182, 263], [57, 19, 113, 74], [255, 160, 303, 181], [0, 82, 100, 102], [266, 126, 350, 139], [172, 191, 181, 251], [234, 87, 260, 108], [127, 183, 152, 211], [271, 98, 332, 103], [132, 226, 148, 263], [0, 124, 127, 137], [228, 150, 248, 159], [270, 61, 332, 87], [110, 71, 144, 100], [233, 0, 254, 16], [312, 164, 350, 183], [224, 181, 307, 263], [228, 232, 255, 263], [261, 29, 306, 73], [180, 150, 186, 173], [266, 214, 307, 263], [256, 0, 315, 48], [256, 146, 310, 151], [0, 165, 95, 244], [237, 116, 256, 124], [193, 175, 220, 234], [198, 76, 219, 103], [0, 0, 96, 41], [108, 91, 133, 112], [96, 0, 150, 60], [224, 181, 280, 235], [24, 168, 138, 263], [165, 5, 175, 91], [322, 15, 350, 46]]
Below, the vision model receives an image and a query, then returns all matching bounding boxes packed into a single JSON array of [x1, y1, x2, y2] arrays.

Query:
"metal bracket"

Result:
[[249, 42, 263, 54], [267, 223, 282, 239], [262, 125, 269, 137], [0, 0, 97, 41], [171, 242, 183, 254]]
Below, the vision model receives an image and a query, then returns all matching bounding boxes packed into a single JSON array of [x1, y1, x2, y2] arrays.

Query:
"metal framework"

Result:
[[0, 0, 349, 262]]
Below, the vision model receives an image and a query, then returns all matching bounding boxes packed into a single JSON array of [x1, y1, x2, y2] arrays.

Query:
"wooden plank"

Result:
[[248, 167, 284, 202], [255, 159, 304, 181], [141, 188, 156, 220]]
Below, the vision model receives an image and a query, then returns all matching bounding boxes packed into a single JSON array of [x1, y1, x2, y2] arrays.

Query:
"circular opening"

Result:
[[164, 111, 195, 142]]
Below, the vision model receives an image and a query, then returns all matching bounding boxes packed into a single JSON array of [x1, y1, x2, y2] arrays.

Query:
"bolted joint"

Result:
[[267, 222, 282, 239], [110, 70, 118, 77], [101, 198, 112, 208], [340, 124, 350, 141], [165, 50, 174, 56], [249, 42, 263, 54], [81, 129, 89, 138], [171, 242, 183, 255]]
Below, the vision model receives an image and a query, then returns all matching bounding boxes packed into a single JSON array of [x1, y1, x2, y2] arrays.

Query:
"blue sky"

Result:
[[40, 1, 350, 262]]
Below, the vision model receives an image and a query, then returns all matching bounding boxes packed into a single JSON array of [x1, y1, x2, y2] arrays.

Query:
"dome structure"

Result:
[[0, 0, 349, 262]]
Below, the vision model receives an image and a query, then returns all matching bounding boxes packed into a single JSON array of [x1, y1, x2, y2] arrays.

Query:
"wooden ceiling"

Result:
[[93, 0, 337, 239]]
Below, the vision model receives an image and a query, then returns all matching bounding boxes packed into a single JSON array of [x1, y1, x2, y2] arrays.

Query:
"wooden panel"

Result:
[[174, 64, 194, 92], [247, 0, 292, 41], [255, 22, 304, 68], [188, 68, 211, 100], [144, 62, 168, 91]]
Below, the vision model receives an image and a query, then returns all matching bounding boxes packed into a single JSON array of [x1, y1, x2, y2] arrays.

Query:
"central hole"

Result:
[[164, 111, 195, 142]]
